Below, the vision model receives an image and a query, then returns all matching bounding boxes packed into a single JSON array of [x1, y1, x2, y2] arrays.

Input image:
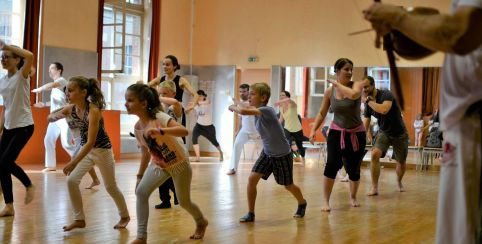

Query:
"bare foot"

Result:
[[219, 153, 224, 162], [397, 182, 405, 192], [367, 188, 378, 196], [192, 157, 200, 162], [226, 169, 236, 175], [63, 220, 86, 231], [25, 185, 35, 205], [321, 202, 331, 212], [85, 180, 100, 189], [0, 204, 14, 217], [190, 218, 208, 240], [351, 198, 360, 207], [130, 239, 147, 244], [114, 216, 130, 229]]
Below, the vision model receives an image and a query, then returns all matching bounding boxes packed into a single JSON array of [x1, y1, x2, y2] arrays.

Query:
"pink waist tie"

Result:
[[329, 122, 366, 152]]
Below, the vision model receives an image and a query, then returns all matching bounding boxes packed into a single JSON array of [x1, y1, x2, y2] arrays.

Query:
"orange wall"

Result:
[[240, 69, 271, 85], [158, 0, 450, 68], [5, 107, 121, 165]]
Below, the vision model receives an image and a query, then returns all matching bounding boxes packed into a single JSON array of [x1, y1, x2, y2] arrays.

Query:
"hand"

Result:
[[363, 3, 405, 48], [326, 79, 338, 87], [32, 87, 42, 93], [309, 132, 316, 145], [63, 162, 77, 176], [146, 128, 162, 138], [228, 104, 237, 112]]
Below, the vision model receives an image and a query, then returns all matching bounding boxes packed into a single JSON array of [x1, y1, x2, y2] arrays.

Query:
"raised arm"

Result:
[[48, 105, 73, 122], [328, 80, 364, 100], [159, 96, 183, 118], [308, 88, 332, 144], [0, 41, 33, 78], [148, 76, 161, 88], [32, 81, 63, 93], [229, 104, 262, 116], [364, 4, 482, 55], [365, 96, 392, 115], [179, 77, 200, 110]]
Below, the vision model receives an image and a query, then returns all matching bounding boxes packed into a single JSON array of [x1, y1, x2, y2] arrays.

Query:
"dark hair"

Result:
[[52, 62, 64, 75], [165, 55, 180, 71], [365, 76, 375, 86], [334, 58, 353, 72], [8, 46, 25, 69], [69, 76, 106, 109], [197, 89, 207, 97], [239, 83, 250, 90], [127, 83, 162, 119], [282, 90, 291, 98]]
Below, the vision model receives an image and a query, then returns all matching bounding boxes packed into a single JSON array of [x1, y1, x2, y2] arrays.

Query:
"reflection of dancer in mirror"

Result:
[[413, 114, 424, 147], [0, 40, 36, 217], [364, 2, 482, 242], [276, 91, 306, 165], [188, 90, 223, 162], [309, 58, 366, 211], [125, 84, 208, 243], [49, 76, 129, 231], [227, 83, 258, 175]]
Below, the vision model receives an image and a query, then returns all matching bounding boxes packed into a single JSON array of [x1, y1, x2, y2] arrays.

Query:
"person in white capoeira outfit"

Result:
[[32, 62, 75, 172], [226, 84, 259, 175]]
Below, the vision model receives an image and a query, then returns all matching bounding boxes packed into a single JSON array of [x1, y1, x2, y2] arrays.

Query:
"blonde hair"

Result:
[[158, 80, 176, 93], [250, 82, 271, 104]]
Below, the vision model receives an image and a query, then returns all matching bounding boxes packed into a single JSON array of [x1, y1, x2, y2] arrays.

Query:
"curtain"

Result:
[[23, 0, 42, 105], [421, 67, 441, 114], [147, 0, 161, 81], [97, 0, 105, 82]]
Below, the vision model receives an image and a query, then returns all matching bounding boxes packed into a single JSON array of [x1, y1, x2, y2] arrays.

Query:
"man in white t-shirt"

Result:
[[227, 84, 259, 175], [32, 62, 74, 172], [364, 2, 482, 243]]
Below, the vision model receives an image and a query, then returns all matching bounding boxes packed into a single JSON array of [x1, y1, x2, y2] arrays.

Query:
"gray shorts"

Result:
[[252, 151, 294, 186], [374, 131, 409, 164]]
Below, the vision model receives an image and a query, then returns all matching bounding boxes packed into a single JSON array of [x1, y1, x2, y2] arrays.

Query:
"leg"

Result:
[[392, 133, 409, 192], [44, 122, 61, 170], [349, 180, 361, 207], [155, 178, 173, 209], [192, 144, 201, 161], [228, 131, 250, 173], [171, 166, 208, 239], [292, 130, 306, 160], [395, 162, 406, 192], [93, 149, 129, 229], [192, 124, 202, 161], [203, 125, 223, 161], [64, 156, 94, 231], [85, 168, 100, 189], [368, 148, 382, 196], [247, 172, 263, 213], [321, 176, 335, 211], [342, 131, 365, 207], [135, 164, 171, 241]]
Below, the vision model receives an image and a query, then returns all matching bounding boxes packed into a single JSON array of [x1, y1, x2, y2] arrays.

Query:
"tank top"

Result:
[[330, 86, 362, 129], [71, 104, 112, 148], [281, 105, 302, 132], [160, 75, 183, 102]]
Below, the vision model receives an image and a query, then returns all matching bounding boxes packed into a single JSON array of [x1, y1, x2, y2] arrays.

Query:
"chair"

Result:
[[421, 147, 443, 171], [302, 141, 327, 166]]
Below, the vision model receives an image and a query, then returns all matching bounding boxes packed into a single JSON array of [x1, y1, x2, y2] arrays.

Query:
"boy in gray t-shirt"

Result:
[[228, 82, 307, 222]]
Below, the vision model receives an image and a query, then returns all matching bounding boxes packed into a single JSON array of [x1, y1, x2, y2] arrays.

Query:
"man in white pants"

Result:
[[364, 2, 482, 243], [32, 62, 74, 172], [227, 84, 259, 175]]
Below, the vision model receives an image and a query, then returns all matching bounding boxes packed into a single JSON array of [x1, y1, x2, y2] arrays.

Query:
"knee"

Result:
[[371, 149, 382, 160], [66, 176, 80, 188], [135, 186, 150, 200]]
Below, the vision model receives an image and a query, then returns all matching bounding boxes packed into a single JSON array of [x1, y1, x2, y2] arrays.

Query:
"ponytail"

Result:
[[69, 76, 106, 109]]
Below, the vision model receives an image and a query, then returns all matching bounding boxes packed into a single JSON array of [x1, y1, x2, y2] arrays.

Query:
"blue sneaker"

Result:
[[239, 212, 255, 222], [293, 201, 307, 218]]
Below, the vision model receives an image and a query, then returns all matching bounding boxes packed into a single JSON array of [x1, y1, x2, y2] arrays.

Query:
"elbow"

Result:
[[180, 128, 189, 137], [238, 108, 249, 115], [380, 109, 390, 115]]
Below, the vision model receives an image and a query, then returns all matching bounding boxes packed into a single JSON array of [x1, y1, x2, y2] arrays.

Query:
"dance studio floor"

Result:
[[0, 152, 438, 243]]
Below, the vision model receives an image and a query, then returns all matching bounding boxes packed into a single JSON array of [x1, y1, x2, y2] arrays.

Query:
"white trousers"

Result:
[[228, 130, 259, 171], [44, 119, 75, 168], [436, 113, 481, 244], [66, 148, 129, 220]]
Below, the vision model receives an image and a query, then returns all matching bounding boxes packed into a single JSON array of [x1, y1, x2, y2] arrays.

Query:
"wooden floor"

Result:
[[0, 151, 439, 243]]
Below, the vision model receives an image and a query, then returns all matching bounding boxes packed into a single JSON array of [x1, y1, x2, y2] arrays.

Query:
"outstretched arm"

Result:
[[364, 3, 482, 55], [229, 104, 262, 116], [0, 40, 33, 78], [328, 80, 364, 100], [32, 81, 63, 93]]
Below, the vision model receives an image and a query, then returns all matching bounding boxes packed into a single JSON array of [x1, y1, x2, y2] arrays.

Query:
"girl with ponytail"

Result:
[[125, 83, 208, 243], [48, 76, 130, 231]]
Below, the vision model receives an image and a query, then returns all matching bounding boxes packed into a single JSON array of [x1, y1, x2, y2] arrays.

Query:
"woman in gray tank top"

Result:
[[308, 58, 366, 212]]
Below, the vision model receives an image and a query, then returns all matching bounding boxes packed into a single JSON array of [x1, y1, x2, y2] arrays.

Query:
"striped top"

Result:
[[71, 104, 112, 149]]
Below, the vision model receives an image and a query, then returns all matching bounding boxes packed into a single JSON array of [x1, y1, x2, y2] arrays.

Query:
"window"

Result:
[[101, 0, 146, 135], [0, 0, 26, 105]]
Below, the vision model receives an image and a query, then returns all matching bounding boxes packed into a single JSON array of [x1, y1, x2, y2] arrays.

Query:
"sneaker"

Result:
[[293, 201, 307, 218], [155, 202, 171, 209], [239, 212, 255, 222]]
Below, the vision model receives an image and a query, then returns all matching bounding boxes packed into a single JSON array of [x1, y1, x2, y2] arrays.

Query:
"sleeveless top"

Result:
[[281, 104, 302, 132], [71, 104, 112, 148], [330, 86, 362, 129], [160, 75, 183, 102]]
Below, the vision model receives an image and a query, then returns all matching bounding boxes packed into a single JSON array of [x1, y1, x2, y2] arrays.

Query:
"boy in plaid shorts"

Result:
[[229, 82, 307, 222]]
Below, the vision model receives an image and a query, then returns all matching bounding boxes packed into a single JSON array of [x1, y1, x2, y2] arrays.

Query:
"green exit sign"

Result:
[[248, 56, 258, 62]]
